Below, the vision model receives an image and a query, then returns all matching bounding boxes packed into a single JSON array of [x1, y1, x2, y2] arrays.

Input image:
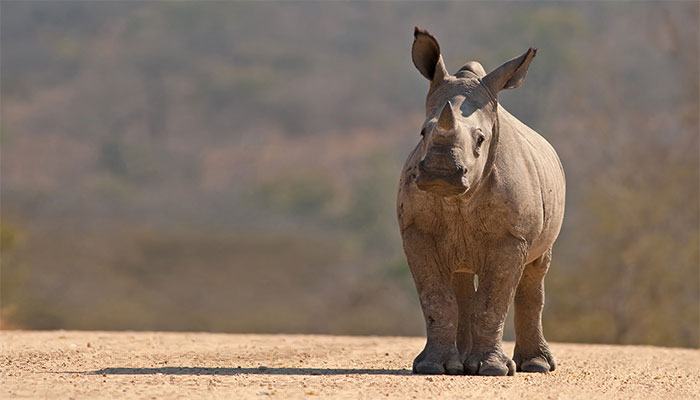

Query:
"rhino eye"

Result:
[[476, 133, 486, 147]]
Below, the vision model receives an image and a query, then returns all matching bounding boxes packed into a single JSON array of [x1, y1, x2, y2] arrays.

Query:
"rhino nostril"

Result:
[[458, 166, 467, 175]]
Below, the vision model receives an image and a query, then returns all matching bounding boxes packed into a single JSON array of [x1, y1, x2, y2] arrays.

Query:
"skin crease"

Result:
[[397, 28, 566, 376]]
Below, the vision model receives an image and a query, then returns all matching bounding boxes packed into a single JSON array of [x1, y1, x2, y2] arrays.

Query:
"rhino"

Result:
[[397, 27, 566, 376]]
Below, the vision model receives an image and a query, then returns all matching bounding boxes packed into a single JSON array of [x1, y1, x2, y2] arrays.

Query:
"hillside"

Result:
[[1, 2, 698, 347], [2, 331, 698, 399]]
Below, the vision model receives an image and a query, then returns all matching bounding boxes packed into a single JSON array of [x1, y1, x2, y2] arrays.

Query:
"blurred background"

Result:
[[1, 1, 698, 348]]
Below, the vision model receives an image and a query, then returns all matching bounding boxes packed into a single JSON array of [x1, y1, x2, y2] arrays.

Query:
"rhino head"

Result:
[[411, 27, 537, 197]]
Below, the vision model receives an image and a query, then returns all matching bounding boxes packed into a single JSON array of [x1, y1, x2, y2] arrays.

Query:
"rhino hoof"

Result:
[[465, 351, 516, 376], [513, 346, 557, 373], [413, 361, 444, 375], [413, 352, 464, 375], [519, 357, 552, 372], [514, 353, 556, 373]]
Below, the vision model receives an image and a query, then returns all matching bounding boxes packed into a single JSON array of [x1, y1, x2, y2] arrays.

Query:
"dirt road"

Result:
[[1, 331, 698, 399]]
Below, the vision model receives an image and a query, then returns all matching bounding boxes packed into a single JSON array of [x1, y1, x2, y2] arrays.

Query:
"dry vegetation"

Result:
[[1, 2, 698, 347]]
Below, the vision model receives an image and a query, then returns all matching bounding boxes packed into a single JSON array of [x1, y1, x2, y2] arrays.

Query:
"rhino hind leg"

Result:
[[513, 248, 556, 373]]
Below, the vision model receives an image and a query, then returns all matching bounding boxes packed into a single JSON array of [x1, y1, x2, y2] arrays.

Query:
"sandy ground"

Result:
[[1, 331, 698, 399]]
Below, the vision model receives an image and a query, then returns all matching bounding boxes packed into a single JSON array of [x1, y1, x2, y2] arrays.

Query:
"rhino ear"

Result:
[[412, 27, 448, 83], [482, 48, 537, 96]]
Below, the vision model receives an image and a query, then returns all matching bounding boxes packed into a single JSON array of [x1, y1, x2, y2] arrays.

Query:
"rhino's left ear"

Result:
[[482, 48, 537, 96]]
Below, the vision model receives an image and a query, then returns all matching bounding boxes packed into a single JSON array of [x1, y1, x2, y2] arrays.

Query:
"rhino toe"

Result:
[[465, 350, 515, 376], [514, 347, 556, 373], [519, 357, 552, 373], [413, 360, 445, 375], [413, 348, 463, 375]]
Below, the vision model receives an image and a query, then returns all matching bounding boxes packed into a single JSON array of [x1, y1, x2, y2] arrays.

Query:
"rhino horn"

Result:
[[437, 101, 457, 131]]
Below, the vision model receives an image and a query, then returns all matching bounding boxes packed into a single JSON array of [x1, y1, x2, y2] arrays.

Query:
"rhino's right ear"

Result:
[[412, 27, 448, 84], [482, 48, 537, 96]]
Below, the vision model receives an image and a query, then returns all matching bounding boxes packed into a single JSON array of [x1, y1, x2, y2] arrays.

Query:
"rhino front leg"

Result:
[[453, 271, 475, 360], [513, 248, 556, 372], [403, 231, 463, 375], [412, 277, 463, 375], [465, 242, 526, 376]]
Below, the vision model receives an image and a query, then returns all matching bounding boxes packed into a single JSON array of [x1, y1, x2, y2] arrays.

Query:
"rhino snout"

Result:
[[416, 159, 469, 196], [418, 155, 467, 177]]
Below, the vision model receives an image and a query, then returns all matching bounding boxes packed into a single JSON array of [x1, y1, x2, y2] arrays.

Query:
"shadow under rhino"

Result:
[[86, 367, 411, 376]]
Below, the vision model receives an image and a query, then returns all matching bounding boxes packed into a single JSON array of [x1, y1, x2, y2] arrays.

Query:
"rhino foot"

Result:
[[464, 349, 516, 376], [412, 348, 463, 375], [513, 347, 556, 373]]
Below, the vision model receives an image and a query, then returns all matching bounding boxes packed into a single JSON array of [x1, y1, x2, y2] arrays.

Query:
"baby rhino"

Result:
[[397, 28, 565, 376]]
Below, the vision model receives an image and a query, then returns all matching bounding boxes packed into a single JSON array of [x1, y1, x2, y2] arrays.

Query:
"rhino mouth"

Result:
[[416, 163, 469, 197]]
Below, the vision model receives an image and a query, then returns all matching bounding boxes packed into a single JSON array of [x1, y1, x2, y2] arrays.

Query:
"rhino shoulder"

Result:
[[397, 149, 437, 233]]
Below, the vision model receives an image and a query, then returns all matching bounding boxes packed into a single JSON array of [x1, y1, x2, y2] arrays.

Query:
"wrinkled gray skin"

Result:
[[397, 28, 565, 376]]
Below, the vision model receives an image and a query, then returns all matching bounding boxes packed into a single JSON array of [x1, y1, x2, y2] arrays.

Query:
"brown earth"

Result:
[[1, 331, 698, 399]]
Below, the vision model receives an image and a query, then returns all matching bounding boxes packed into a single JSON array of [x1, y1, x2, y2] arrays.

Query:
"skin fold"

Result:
[[397, 27, 565, 376]]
